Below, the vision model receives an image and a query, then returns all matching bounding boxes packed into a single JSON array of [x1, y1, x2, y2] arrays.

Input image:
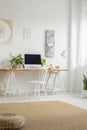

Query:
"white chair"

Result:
[[26, 68, 48, 97]]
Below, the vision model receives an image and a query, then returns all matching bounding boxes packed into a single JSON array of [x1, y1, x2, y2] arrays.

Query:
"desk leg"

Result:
[[45, 71, 66, 95], [10, 72, 20, 95], [0, 72, 7, 91], [4, 72, 11, 97], [52, 73, 58, 95], [52, 72, 66, 95], [59, 74, 66, 93], [45, 73, 50, 89], [0, 72, 11, 95], [3, 71, 20, 97]]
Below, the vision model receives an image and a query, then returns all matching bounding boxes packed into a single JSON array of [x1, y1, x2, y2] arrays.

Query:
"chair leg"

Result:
[[35, 84, 37, 97], [38, 85, 40, 98], [25, 88, 29, 97], [40, 84, 47, 96]]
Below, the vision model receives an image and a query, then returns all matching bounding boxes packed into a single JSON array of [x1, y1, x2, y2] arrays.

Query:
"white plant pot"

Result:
[[82, 90, 87, 98]]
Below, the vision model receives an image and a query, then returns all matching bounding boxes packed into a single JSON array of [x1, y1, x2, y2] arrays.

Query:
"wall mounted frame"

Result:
[[45, 30, 55, 58], [0, 19, 13, 45], [23, 28, 31, 39]]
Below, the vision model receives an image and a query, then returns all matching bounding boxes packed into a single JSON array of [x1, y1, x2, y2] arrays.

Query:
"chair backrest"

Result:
[[38, 68, 48, 82]]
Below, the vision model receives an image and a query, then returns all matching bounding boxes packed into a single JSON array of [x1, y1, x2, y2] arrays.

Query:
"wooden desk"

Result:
[[46, 67, 68, 94], [0, 67, 48, 97], [0, 67, 68, 96]]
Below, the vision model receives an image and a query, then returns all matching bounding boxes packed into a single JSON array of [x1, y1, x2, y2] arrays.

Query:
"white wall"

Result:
[[0, 0, 69, 67], [0, 0, 70, 93]]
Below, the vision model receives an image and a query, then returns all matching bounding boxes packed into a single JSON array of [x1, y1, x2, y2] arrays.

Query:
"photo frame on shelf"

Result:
[[45, 30, 55, 58], [0, 19, 13, 45]]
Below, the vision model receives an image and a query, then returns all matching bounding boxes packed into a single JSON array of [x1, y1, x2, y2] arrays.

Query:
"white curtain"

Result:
[[69, 0, 87, 92]]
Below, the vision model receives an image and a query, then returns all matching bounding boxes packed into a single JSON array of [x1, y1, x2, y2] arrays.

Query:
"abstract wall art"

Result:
[[45, 30, 55, 58]]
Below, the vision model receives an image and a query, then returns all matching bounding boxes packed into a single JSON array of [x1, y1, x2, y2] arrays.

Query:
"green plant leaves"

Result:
[[83, 74, 87, 90], [41, 59, 46, 66], [10, 54, 25, 68]]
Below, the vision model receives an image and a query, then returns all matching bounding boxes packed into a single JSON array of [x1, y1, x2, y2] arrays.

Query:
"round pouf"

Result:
[[0, 113, 25, 130]]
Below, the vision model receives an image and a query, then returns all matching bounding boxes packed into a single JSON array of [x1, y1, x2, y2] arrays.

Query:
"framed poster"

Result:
[[45, 30, 55, 58], [23, 28, 31, 39], [0, 19, 13, 45]]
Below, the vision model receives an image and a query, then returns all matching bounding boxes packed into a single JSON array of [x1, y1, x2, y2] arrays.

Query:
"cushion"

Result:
[[0, 113, 25, 130]]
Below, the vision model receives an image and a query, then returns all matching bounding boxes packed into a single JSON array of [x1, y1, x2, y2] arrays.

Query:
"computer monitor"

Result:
[[24, 54, 41, 65]]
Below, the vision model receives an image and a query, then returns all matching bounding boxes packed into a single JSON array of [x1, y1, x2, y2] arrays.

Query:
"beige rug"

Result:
[[0, 101, 87, 130]]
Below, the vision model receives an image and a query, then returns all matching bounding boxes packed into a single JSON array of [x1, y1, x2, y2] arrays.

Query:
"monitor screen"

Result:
[[24, 54, 41, 65]]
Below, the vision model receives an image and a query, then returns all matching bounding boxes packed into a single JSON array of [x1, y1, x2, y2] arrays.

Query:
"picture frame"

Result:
[[23, 28, 31, 39], [45, 30, 55, 58], [0, 19, 13, 45]]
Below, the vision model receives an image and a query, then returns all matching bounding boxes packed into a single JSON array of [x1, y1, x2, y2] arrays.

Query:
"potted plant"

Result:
[[82, 74, 87, 97], [41, 58, 46, 66], [10, 54, 25, 68]]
